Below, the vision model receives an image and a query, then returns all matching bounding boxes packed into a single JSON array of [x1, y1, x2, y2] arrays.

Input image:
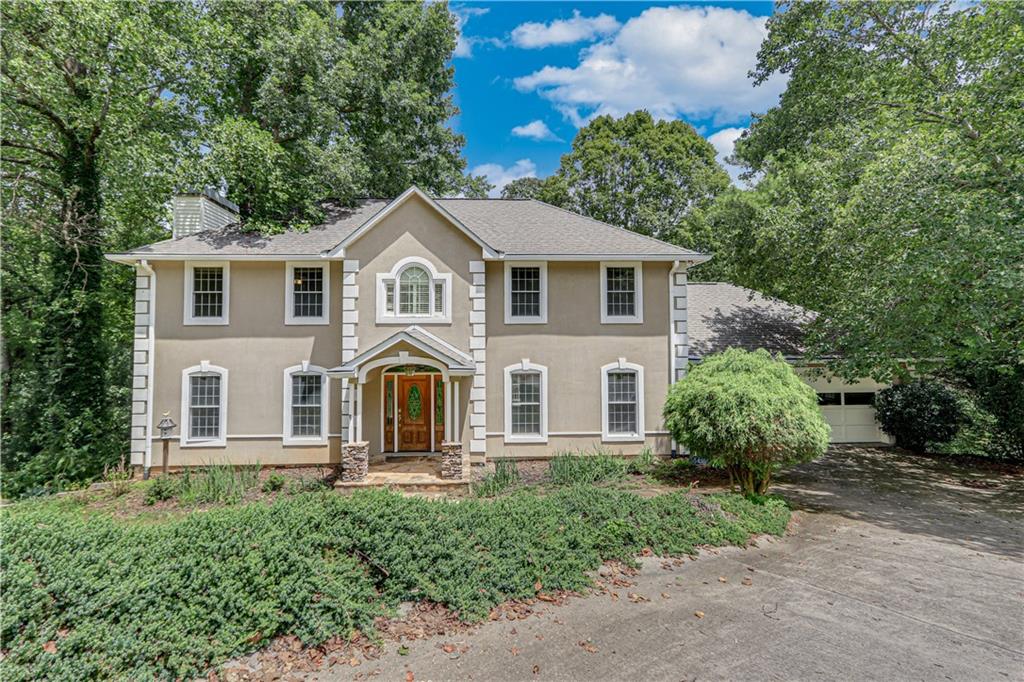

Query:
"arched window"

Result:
[[377, 257, 452, 323], [180, 362, 228, 447], [504, 360, 548, 443], [399, 266, 430, 316], [283, 364, 329, 445], [601, 359, 645, 442]]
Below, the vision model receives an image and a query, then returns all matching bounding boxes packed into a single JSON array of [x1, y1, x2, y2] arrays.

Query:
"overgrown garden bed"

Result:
[[1, 485, 788, 680]]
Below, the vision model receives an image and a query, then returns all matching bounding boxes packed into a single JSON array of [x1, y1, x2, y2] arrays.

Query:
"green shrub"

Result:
[[626, 447, 657, 475], [474, 459, 520, 498], [178, 463, 260, 505], [0, 487, 789, 680], [650, 458, 698, 485], [143, 476, 178, 505], [548, 449, 628, 485], [101, 455, 133, 498], [262, 472, 287, 493], [664, 348, 830, 495], [874, 381, 963, 452]]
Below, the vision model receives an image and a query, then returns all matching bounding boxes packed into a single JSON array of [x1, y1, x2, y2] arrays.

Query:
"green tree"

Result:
[[549, 111, 730, 244], [663, 349, 830, 495], [500, 176, 545, 200], [719, 1, 1024, 382], [196, 0, 470, 229], [1, 0, 202, 493]]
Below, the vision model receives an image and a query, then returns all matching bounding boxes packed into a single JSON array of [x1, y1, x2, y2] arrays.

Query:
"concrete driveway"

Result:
[[324, 447, 1024, 681]]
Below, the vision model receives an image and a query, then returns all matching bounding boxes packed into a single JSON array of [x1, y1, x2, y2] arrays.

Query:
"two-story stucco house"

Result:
[[107, 186, 889, 483]]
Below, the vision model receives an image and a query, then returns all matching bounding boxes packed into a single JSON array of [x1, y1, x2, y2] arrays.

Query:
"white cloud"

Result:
[[511, 10, 620, 49], [514, 6, 786, 127], [470, 159, 537, 198], [511, 120, 562, 142], [707, 127, 747, 186], [453, 7, 503, 58]]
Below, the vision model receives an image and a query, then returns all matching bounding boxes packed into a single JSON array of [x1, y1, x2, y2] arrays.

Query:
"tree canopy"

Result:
[[715, 1, 1023, 381]]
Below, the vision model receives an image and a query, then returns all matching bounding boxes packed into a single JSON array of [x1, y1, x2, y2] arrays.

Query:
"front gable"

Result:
[[327, 186, 499, 259]]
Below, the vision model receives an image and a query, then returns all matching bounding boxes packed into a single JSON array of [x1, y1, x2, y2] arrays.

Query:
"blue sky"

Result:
[[448, 1, 783, 194]]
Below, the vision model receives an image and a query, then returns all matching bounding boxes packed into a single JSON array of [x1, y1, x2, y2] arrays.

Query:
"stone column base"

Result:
[[341, 441, 369, 482], [440, 441, 465, 480]]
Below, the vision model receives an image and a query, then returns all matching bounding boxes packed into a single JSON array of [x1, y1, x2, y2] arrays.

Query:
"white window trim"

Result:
[[285, 261, 330, 325], [504, 261, 548, 324], [375, 256, 452, 324], [282, 363, 329, 445], [601, 358, 645, 442], [503, 359, 548, 444], [184, 261, 230, 325], [600, 261, 643, 324], [180, 362, 228, 447]]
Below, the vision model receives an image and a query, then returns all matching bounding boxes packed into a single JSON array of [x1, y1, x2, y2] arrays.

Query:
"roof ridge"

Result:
[[526, 199, 704, 256]]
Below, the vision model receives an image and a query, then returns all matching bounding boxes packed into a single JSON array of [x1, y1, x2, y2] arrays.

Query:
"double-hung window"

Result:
[[504, 361, 548, 443], [181, 363, 228, 446], [601, 360, 644, 441], [185, 262, 229, 325], [600, 262, 642, 323], [283, 365, 328, 444], [377, 257, 451, 324], [504, 262, 547, 324], [286, 262, 329, 324]]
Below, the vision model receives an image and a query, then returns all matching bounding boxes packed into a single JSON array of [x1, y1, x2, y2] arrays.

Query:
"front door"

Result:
[[397, 375, 431, 451]]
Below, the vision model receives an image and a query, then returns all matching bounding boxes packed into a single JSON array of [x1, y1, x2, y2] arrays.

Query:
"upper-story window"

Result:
[[180, 362, 228, 447], [600, 262, 643, 324], [286, 262, 330, 325], [504, 261, 547, 324], [376, 256, 451, 324], [184, 262, 230, 325]]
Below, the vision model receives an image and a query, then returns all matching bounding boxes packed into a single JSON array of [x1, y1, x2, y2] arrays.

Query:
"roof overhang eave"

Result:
[[493, 253, 712, 263]]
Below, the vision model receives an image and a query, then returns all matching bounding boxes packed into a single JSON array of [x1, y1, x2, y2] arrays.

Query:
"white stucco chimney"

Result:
[[172, 187, 239, 239]]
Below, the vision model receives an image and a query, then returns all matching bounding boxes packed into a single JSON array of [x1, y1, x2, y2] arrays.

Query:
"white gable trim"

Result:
[[327, 186, 499, 259]]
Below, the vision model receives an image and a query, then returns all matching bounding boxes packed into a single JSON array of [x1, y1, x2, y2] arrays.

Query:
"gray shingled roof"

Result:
[[118, 200, 388, 257], [112, 196, 703, 259], [687, 282, 814, 359]]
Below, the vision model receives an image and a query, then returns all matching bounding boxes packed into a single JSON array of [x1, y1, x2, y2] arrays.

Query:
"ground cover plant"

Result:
[[1, 487, 789, 680]]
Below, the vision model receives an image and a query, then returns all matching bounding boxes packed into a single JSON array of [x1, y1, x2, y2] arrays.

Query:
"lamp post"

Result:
[[157, 413, 177, 476]]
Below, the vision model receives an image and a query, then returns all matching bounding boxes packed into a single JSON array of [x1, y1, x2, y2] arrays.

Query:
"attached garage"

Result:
[[687, 283, 892, 445]]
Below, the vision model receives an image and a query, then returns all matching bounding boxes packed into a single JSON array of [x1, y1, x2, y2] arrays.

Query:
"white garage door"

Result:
[[800, 373, 892, 444], [817, 391, 886, 443]]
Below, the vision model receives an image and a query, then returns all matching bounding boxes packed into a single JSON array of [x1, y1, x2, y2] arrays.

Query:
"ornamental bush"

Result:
[[873, 381, 963, 452], [663, 348, 830, 495]]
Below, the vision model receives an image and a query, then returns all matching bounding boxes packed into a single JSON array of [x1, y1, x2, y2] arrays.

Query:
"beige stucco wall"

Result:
[[485, 261, 677, 457], [150, 260, 343, 465], [346, 194, 480, 351]]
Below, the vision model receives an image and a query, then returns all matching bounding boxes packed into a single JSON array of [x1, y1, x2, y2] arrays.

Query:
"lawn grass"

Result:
[[1, 486, 789, 680]]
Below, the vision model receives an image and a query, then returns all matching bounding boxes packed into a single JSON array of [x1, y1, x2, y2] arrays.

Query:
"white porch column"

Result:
[[454, 380, 461, 444], [347, 378, 356, 444], [355, 381, 364, 442], [444, 379, 453, 441]]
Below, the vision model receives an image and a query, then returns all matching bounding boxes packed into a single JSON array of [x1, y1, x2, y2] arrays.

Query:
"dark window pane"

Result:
[[607, 371, 638, 434], [189, 374, 221, 438], [817, 392, 841, 406], [510, 372, 541, 435], [510, 267, 541, 318], [844, 392, 875, 406], [292, 267, 324, 318], [606, 267, 636, 317], [192, 267, 223, 318], [291, 374, 322, 436]]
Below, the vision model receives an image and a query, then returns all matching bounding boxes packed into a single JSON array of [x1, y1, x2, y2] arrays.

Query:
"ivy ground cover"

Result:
[[1, 487, 788, 680]]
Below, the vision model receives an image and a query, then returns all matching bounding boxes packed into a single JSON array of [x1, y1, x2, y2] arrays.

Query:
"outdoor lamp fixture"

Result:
[[157, 413, 177, 477]]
